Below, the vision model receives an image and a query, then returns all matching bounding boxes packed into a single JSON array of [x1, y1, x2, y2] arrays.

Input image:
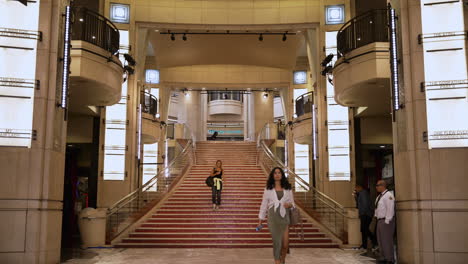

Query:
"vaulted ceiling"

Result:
[[147, 30, 305, 70]]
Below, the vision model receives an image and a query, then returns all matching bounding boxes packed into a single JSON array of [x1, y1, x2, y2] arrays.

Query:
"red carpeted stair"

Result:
[[116, 141, 338, 248]]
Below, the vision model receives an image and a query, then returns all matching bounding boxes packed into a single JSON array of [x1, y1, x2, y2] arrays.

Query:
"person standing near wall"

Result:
[[354, 184, 376, 250], [375, 180, 396, 264]]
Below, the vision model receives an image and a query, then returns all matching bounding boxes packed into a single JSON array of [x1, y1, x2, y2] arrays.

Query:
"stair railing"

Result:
[[256, 123, 349, 243], [106, 124, 195, 242]]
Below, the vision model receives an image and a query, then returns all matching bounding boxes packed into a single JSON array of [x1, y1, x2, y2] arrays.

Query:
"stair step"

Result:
[[128, 233, 326, 238]]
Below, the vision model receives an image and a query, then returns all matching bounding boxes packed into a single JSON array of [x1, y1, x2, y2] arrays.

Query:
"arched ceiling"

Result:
[[147, 30, 305, 70]]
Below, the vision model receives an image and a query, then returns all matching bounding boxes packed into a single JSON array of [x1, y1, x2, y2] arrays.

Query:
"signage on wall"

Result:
[[208, 129, 243, 135], [420, 0, 468, 149], [0, 2, 40, 147]]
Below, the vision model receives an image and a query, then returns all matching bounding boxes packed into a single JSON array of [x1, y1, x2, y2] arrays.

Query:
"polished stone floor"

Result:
[[62, 248, 376, 264]]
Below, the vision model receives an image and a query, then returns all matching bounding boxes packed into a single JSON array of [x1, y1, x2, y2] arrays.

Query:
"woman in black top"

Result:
[[210, 160, 223, 210]]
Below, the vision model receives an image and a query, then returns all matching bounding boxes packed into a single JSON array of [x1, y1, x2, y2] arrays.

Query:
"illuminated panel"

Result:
[[0, 1, 40, 147], [294, 143, 309, 192], [326, 31, 351, 181], [142, 142, 158, 190], [420, 0, 468, 148], [103, 30, 128, 180], [145, 69, 160, 84]]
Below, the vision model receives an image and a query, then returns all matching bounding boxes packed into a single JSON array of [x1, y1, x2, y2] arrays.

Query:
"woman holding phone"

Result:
[[258, 167, 295, 264]]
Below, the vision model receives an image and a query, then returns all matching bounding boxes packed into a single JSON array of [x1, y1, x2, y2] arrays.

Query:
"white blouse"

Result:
[[258, 188, 296, 220]]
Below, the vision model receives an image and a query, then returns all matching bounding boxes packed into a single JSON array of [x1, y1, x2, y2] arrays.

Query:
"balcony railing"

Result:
[[207, 91, 243, 102], [295, 91, 313, 118], [141, 91, 158, 117], [337, 9, 389, 58], [72, 7, 120, 55]]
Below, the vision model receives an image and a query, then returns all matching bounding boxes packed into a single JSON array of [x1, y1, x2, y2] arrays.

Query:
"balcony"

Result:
[[207, 91, 243, 116], [292, 92, 314, 144], [141, 91, 161, 144], [333, 9, 391, 116], [69, 7, 123, 110]]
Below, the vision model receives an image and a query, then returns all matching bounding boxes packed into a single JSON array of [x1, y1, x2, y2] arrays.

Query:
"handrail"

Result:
[[106, 124, 195, 241], [71, 7, 120, 55], [257, 123, 349, 242], [295, 91, 313, 102], [140, 91, 158, 117], [337, 9, 389, 58], [295, 91, 313, 118], [207, 91, 243, 102]]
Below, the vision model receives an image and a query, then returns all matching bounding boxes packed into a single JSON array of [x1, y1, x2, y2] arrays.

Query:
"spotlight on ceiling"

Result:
[[320, 65, 333, 76], [282, 32, 287, 41], [123, 53, 136, 66], [182, 33, 187, 41], [170, 33, 175, 41], [259, 33, 263, 41], [321, 53, 335, 67], [263, 93, 268, 99]]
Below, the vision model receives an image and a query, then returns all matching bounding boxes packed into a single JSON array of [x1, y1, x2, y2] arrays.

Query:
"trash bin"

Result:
[[78, 207, 107, 248]]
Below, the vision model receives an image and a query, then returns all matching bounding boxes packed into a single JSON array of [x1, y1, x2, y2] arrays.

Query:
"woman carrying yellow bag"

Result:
[[210, 160, 223, 211]]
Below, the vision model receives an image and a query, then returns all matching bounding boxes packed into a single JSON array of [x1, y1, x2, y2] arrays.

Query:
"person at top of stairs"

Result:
[[258, 167, 295, 264], [210, 160, 223, 211]]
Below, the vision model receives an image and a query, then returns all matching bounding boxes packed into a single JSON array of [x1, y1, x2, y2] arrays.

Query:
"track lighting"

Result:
[[282, 33, 287, 41], [263, 93, 268, 99], [182, 33, 187, 41], [259, 34, 263, 41], [171, 33, 175, 41]]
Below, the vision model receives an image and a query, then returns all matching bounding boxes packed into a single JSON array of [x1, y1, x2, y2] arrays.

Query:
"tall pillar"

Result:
[[0, 1, 67, 263], [393, 1, 468, 263], [254, 92, 274, 138]]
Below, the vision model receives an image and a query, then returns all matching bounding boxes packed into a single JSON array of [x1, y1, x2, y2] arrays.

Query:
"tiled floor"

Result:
[[63, 248, 376, 264]]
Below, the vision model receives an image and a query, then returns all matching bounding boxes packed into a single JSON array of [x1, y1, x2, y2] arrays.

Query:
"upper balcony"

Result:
[[141, 91, 161, 144], [333, 9, 391, 116], [292, 91, 314, 145], [69, 7, 123, 110], [207, 91, 243, 116]]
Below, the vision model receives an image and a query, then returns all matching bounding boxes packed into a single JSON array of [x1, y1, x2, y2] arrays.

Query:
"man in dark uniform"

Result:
[[354, 184, 375, 250]]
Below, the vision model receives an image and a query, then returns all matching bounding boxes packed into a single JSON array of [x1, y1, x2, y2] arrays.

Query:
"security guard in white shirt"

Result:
[[375, 180, 395, 264]]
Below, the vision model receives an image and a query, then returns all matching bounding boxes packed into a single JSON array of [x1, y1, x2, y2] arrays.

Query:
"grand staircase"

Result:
[[116, 141, 338, 248]]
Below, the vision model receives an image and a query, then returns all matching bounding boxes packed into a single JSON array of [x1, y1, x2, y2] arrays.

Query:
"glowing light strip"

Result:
[[61, 6, 71, 109], [137, 104, 142, 160], [389, 5, 400, 113], [312, 104, 317, 160]]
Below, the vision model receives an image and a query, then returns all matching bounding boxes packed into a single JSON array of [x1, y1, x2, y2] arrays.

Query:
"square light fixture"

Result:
[[110, 3, 130, 24], [325, 5, 345, 25], [145, 69, 160, 84], [293, 71, 307, 85]]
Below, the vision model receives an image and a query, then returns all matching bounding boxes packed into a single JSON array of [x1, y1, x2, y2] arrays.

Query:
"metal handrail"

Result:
[[106, 124, 195, 241], [71, 7, 120, 55], [257, 123, 349, 242], [295, 91, 313, 118], [257, 125, 346, 213], [337, 9, 389, 58], [140, 91, 158, 117]]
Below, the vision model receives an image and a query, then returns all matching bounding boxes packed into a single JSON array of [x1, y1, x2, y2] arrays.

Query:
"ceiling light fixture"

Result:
[[182, 33, 187, 41], [282, 32, 287, 41], [170, 33, 175, 41], [263, 93, 268, 99], [259, 33, 263, 41]]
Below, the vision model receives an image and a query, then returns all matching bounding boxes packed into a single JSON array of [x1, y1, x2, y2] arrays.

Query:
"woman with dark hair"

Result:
[[210, 160, 223, 210], [258, 167, 295, 264]]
